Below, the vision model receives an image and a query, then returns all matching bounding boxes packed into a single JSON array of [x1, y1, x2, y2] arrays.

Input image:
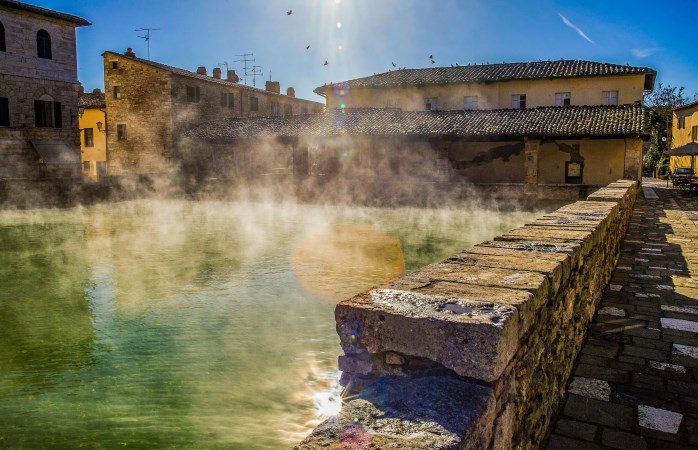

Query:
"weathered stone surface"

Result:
[[295, 376, 495, 450], [336, 289, 519, 381]]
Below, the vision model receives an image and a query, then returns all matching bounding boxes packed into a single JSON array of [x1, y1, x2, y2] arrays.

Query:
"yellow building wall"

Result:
[[537, 139, 628, 185], [670, 106, 698, 172], [325, 75, 646, 111], [78, 107, 107, 180]]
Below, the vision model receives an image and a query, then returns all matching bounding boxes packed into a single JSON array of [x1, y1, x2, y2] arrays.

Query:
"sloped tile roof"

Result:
[[314, 60, 656, 95], [78, 92, 105, 109], [186, 104, 648, 142], [0, 0, 91, 26]]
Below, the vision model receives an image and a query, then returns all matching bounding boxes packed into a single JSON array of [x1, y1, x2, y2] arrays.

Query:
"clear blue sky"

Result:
[[34, 0, 698, 102]]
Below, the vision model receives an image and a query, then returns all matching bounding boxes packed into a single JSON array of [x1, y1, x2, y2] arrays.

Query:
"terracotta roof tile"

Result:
[[78, 92, 105, 109], [187, 104, 648, 141], [314, 60, 656, 95]]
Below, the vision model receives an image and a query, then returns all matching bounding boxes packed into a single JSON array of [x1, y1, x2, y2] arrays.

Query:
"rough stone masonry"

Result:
[[297, 179, 638, 450]]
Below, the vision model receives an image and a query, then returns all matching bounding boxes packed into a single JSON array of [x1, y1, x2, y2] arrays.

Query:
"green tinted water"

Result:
[[0, 200, 543, 449]]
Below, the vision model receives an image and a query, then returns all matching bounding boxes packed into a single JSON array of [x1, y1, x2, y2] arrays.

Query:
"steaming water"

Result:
[[0, 200, 546, 449]]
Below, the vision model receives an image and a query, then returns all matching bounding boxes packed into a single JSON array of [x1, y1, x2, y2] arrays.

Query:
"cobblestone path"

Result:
[[547, 179, 698, 449]]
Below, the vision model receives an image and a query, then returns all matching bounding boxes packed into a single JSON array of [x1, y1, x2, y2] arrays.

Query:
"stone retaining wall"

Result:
[[297, 179, 638, 450]]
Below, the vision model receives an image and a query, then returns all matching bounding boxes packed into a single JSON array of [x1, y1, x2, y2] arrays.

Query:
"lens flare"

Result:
[[336, 22, 342, 29], [290, 223, 405, 303]]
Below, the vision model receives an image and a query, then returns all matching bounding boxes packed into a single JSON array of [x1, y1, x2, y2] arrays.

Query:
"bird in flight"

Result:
[[287, 10, 292, 15], [392, 62, 396, 67], [431, 59, 436, 64], [306, 45, 310, 50], [324, 60, 328, 66], [428, 54, 433, 59]]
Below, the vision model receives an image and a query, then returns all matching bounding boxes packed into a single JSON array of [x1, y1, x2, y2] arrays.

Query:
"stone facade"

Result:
[[298, 179, 638, 449], [0, 2, 88, 180], [103, 50, 324, 176]]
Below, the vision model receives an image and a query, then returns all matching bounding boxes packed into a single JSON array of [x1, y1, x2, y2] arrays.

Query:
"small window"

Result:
[[250, 96, 258, 111], [0, 21, 5, 52], [693, 126, 698, 142], [111, 61, 118, 69], [186, 86, 200, 103], [36, 29, 52, 59], [602, 91, 619, 106], [271, 102, 280, 117], [84, 128, 94, 147], [678, 116, 686, 129], [284, 104, 292, 116], [34, 99, 61, 128], [117, 124, 127, 141], [221, 93, 234, 108], [0, 97, 9, 126], [113, 86, 121, 99], [555, 92, 571, 107], [464, 96, 478, 110], [512, 94, 526, 109], [425, 97, 438, 111], [82, 161, 90, 172]]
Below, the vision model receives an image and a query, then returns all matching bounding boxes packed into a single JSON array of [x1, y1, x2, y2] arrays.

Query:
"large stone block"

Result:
[[336, 289, 519, 382]]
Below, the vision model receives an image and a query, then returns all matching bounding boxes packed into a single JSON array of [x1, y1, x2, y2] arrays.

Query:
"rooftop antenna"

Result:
[[235, 53, 254, 85], [135, 28, 160, 60], [250, 65, 263, 87], [218, 61, 229, 73]]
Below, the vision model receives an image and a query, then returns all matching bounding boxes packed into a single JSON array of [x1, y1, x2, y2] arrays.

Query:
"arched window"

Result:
[[37, 29, 51, 59], [0, 21, 5, 52]]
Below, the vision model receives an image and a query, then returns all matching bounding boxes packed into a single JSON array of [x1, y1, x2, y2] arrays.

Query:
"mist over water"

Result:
[[0, 199, 550, 448]]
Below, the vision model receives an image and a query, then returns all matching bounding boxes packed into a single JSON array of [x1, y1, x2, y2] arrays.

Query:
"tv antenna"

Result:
[[218, 61, 230, 72], [250, 65, 263, 87], [135, 28, 160, 60], [235, 53, 254, 85]]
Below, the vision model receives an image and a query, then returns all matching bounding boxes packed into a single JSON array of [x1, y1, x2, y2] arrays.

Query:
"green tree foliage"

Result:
[[643, 83, 693, 173]]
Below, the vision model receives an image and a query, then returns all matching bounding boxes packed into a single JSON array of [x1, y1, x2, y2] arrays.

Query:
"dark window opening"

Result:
[[565, 161, 584, 184], [0, 21, 5, 52], [34, 99, 61, 128], [221, 93, 234, 107], [111, 61, 118, 69], [37, 29, 52, 59], [113, 86, 121, 99], [84, 128, 94, 147], [0, 98, 9, 126], [117, 124, 127, 141], [250, 96, 258, 111], [186, 86, 200, 103], [693, 125, 698, 142]]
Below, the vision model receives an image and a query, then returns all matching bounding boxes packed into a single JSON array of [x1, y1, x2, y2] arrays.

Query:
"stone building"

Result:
[[184, 60, 655, 200], [0, 0, 90, 180], [102, 48, 324, 176], [78, 88, 107, 180]]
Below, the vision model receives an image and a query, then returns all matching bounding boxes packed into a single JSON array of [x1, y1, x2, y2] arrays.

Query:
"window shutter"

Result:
[[34, 100, 42, 127], [0, 98, 9, 126], [53, 102, 62, 128]]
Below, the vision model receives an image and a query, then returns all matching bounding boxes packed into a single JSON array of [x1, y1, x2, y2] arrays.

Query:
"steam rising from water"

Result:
[[0, 198, 555, 448]]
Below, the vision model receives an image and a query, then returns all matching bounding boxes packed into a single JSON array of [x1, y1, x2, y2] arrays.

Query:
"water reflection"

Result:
[[0, 201, 545, 448]]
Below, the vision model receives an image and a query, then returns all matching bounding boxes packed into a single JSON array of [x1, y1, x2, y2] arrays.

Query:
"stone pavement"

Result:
[[547, 178, 698, 450]]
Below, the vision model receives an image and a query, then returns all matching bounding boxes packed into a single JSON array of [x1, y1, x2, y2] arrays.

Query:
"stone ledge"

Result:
[[336, 289, 520, 382], [295, 376, 495, 450]]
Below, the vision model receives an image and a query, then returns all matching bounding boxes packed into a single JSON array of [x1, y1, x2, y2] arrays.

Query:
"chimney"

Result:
[[196, 66, 207, 76], [286, 87, 295, 98], [124, 47, 136, 58], [92, 88, 102, 95], [265, 81, 281, 94], [227, 70, 240, 83], [212, 67, 222, 79], [77, 84, 85, 95]]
